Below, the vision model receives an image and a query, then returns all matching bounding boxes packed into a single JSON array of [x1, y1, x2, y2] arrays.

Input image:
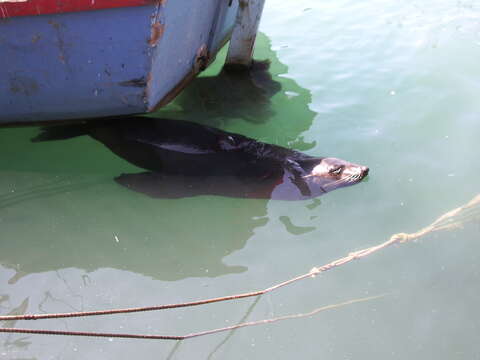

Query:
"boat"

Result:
[[0, 0, 265, 125]]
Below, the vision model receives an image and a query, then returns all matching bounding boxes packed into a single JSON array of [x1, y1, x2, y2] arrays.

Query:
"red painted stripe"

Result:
[[0, 0, 156, 18]]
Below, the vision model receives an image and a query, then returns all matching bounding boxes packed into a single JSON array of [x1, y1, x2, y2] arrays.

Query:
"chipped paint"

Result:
[[143, 72, 152, 104], [9, 75, 39, 95], [47, 19, 59, 29], [194, 43, 209, 72], [119, 77, 147, 87], [238, 0, 247, 10], [148, 21, 164, 46], [31, 33, 41, 43], [48, 19, 70, 65]]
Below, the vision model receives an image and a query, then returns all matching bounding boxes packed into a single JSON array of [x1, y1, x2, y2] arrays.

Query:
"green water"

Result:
[[1, 0, 480, 358]]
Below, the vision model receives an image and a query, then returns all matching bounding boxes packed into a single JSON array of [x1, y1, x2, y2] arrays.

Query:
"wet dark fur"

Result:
[[33, 117, 368, 200]]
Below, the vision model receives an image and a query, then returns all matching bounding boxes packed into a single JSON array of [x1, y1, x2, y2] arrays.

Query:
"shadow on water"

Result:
[[172, 59, 282, 125], [155, 33, 318, 149], [0, 32, 320, 282]]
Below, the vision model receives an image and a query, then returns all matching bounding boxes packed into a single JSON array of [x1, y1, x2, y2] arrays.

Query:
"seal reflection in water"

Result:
[[33, 117, 369, 200]]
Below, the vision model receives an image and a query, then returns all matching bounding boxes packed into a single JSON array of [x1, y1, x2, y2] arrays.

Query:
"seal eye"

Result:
[[330, 166, 343, 175]]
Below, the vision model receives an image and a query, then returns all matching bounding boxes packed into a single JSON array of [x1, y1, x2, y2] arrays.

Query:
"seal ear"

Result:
[[290, 174, 311, 197]]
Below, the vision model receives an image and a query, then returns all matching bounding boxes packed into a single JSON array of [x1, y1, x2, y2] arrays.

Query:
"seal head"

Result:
[[308, 157, 368, 185]]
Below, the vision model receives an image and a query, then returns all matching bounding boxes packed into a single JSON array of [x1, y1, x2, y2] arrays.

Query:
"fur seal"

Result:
[[33, 117, 369, 200]]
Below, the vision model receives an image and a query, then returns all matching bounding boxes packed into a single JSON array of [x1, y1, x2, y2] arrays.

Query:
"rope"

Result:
[[0, 194, 478, 340], [0, 328, 182, 340], [0, 291, 265, 321], [0, 295, 382, 340], [2, 194, 477, 323]]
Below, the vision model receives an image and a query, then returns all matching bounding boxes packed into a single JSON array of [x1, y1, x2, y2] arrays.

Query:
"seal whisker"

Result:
[[328, 173, 361, 188], [323, 176, 351, 189], [347, 174, 360, 182]]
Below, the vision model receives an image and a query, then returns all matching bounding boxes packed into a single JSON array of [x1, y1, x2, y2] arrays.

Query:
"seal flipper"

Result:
[[285, 159, 311, 197], [289, 173, 311, 197]]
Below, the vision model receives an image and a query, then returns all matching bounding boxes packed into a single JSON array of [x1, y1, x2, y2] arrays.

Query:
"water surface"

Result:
[[1, 0, 480, 359]]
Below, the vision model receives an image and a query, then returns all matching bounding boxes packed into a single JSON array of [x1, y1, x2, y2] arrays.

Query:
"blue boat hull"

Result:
[[0, 0, 238, 124]]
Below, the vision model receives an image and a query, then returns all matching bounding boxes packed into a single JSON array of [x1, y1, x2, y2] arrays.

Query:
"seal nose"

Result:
[[361, 166, 369, 176]]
